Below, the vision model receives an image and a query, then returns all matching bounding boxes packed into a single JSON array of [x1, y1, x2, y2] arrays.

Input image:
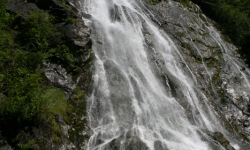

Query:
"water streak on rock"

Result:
[[80, 0, 250, 149]]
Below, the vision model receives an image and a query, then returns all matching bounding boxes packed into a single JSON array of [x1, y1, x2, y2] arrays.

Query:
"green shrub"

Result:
[[0, 72, 44, 122], [0, 1, 83, 147], [61, 0, 71, 9], [48, 45, 74, 64], [22, 10, 57, 52], [65, 17, 77, 24], [18, 140, 35, 150]]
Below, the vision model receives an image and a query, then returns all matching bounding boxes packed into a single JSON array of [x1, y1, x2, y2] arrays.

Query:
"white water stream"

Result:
[[80, 0, 250, 149]]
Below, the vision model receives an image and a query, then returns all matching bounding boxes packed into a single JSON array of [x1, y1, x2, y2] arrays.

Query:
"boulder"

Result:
[[43, 62, 76, 94], [6, 0, 39, 18]]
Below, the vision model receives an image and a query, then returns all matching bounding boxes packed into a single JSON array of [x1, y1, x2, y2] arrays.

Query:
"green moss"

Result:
[[74, 87, 85, 99], [18, 140, 35, 150], [198, 14, 207, 22], [65, 17, 77, 25], [175, 32, 185, 37], [212, 69, 221, 84], [51, 119, 62, 143], [205, 58, 216, 68], [0, 74, 3, 81], [180, 42, 202, 63], [181, 43, 190, 49], [61, 0, 71, 9], [42, 88, 67, 116], [65, 85, 89, 148], [179, 0, 192, 8], [35, 88, 67, 143]]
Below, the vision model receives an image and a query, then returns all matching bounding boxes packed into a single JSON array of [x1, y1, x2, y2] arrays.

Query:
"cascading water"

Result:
[[80, 0, 250, 149]]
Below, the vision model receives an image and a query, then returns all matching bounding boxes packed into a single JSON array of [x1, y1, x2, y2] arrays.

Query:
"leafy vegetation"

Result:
[[1, 3, 56, 123], [188, 0, 250, 64], [65, 17, 77, 25], [21, 10, 57, 52], [18, 140, 35, 150], [0, 0, 88, 148], [179, 0, 192, 7]]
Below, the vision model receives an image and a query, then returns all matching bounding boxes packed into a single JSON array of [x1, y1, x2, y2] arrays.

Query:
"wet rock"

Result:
[[0, 137, 12, 150], [28, 0, 77, 22], [43, 62, 76, 94], [143, 0, 250, 142], [126, 137, 150, 150], [6, 0, 39, 19], [55, 21, 91, 50], [154, 140, 169, 150], [109, 4, 121, 22], [103, 137, 150, 150], [207, 131, 235, 150], [56, 116, 71, 144], [103, 139, 120, 150]]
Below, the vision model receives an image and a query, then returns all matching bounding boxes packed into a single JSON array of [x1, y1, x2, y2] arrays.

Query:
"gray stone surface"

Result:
[[7, 0, 39, 18], [44, 62, 76, 93], [143, 0, 250, 142]]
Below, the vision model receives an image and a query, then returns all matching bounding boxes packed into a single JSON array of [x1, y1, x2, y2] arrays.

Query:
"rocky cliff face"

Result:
[[150, 0, 250, 139], [2, 0, 250, 149], [144, 0, 250, 144]]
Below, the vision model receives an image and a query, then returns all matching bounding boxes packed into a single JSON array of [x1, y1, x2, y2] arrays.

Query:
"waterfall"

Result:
[[80, 0, 250, 149]]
